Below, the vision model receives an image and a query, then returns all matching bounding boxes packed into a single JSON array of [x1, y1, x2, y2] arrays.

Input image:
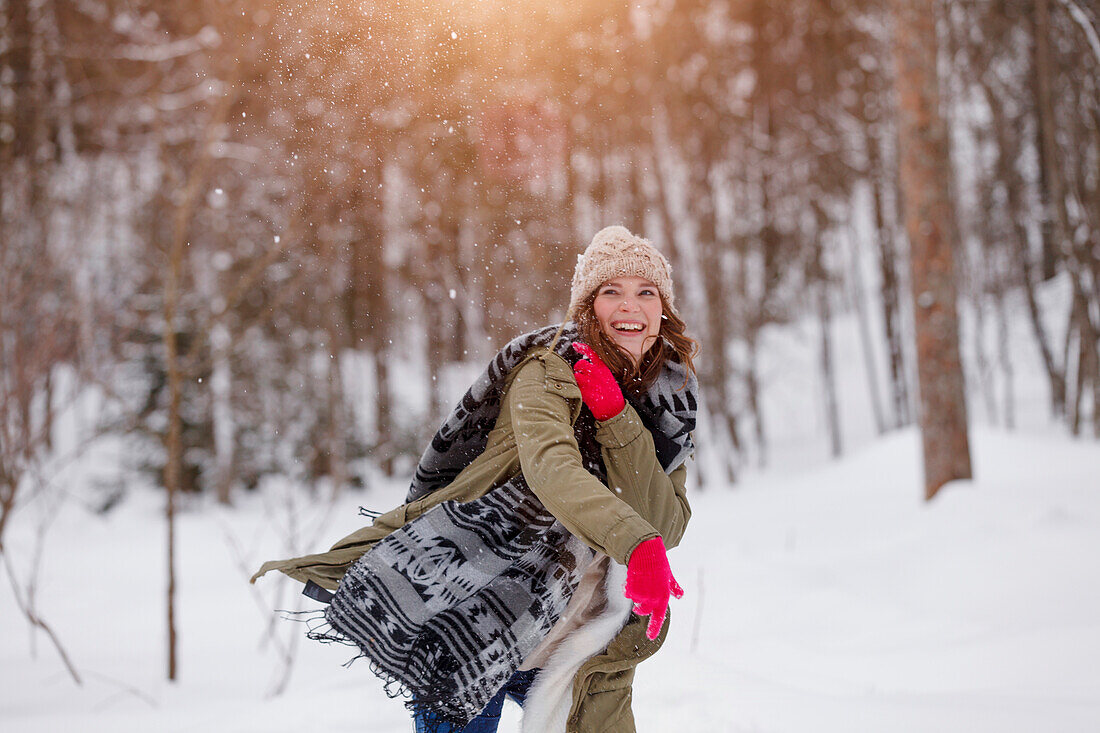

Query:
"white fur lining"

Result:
[[520, 560, 633, 733]]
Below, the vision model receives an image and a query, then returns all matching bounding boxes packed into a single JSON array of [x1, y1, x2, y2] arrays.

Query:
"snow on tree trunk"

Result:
[[891, 0, 973, 500]]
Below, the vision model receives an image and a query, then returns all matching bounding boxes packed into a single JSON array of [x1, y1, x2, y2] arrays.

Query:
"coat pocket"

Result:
[[586, 665, 635, 692], [545, 373, 582, 400], [575, 675, 635, 733]]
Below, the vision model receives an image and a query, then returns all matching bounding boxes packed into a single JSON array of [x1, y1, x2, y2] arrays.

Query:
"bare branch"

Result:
[[2, 547, 82, 684]]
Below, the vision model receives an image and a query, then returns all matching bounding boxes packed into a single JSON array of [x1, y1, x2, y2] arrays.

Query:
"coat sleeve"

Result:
[[595, 406, 692, 549], [508, 356, 660, 565]]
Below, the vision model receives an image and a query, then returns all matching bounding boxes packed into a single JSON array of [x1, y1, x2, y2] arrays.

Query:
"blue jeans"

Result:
[[413, 669, 538, 733]]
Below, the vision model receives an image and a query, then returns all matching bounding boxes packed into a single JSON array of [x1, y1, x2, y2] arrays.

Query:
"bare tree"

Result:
[[891, 0, 973, 500]]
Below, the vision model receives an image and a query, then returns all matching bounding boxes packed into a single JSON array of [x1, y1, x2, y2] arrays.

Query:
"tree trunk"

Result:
[[698, 169, 740, 484], [627, 153, 647, 238], [745, 324, 765, 467], [845, 224, 887, 435], [995, 289, 1016, 431], [970, 285, 998, 426], [891, 0, 973, 500], [1020, 226, 1067, 417], [211, 323, 233, 505], [162, 206, 184, 684], [980, 75, 1049, 429], [1032, 0, 1067, 283], [425, 291, 445, 430], [1069, 290, 1099, 436], [372, 346, 394, 476], [818, 277, 843, 458], [157, 78, 233, 679], [349, 157, 394, 475], [810, 213, 843, 458], [869, 135, 911, 429], [324, 325, 348, 498]]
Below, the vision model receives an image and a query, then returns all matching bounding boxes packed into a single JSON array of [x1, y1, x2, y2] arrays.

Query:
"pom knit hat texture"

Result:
[[568, 226, 676, 317]]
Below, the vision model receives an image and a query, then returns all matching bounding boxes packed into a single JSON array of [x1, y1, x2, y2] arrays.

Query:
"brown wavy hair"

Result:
[[574, 291, 699, 400]]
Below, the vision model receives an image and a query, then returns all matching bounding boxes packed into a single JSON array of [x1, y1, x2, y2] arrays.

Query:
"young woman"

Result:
[[253, 226, 699, 733]]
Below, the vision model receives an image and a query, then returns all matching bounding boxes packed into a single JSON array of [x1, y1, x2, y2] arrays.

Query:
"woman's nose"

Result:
[[619, 297, 640, 312]]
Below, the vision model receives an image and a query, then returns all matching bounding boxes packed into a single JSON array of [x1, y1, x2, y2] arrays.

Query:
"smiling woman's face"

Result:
[[592, 276, 663, 366]]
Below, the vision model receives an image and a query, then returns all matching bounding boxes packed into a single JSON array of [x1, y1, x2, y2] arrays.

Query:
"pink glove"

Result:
[[624, 536, 684, 640], [571, 343, 626, 421]]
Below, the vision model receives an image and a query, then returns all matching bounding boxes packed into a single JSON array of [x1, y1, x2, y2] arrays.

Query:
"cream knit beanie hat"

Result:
[[568, 226, 676, 317]]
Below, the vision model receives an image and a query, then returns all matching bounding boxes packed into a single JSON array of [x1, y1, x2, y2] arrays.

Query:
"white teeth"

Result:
[[612, 322, 645, 331]]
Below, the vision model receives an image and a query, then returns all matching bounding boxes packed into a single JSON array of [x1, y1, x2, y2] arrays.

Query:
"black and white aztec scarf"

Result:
[[316, 323, 697, 728], [408, 323, 697, 502]]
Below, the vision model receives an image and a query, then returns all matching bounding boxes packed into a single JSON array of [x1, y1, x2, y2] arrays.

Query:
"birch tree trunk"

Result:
[[891, 0, 973, 500]]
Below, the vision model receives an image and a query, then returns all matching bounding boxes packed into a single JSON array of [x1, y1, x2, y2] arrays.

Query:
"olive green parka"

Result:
[[252, 347, 692, 732]]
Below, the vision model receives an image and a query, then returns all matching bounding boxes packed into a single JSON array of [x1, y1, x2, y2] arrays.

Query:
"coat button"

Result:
[[555, 383, 562, 389]]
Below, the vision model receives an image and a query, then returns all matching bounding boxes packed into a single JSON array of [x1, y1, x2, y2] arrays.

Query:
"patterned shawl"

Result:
[[408, 323, 697, 502], [315, 323, 697, 728]]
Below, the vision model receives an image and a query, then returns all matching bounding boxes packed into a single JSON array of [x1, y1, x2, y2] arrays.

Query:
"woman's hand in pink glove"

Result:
[[624, 536, 684, 640], [571, 342, 626, 421]]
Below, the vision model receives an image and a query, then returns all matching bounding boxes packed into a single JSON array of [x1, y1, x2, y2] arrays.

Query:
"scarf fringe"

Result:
[[306, 617, 484, 732], [303, 614, 471, 731]]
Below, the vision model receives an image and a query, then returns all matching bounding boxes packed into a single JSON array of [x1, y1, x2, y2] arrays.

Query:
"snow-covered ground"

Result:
[[3, 268, 1096, 731], [3, 424, 1098, 732]]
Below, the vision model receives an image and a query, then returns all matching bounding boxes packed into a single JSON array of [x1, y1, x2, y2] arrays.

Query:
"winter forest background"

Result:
[[3, 0, 1100, 731]]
